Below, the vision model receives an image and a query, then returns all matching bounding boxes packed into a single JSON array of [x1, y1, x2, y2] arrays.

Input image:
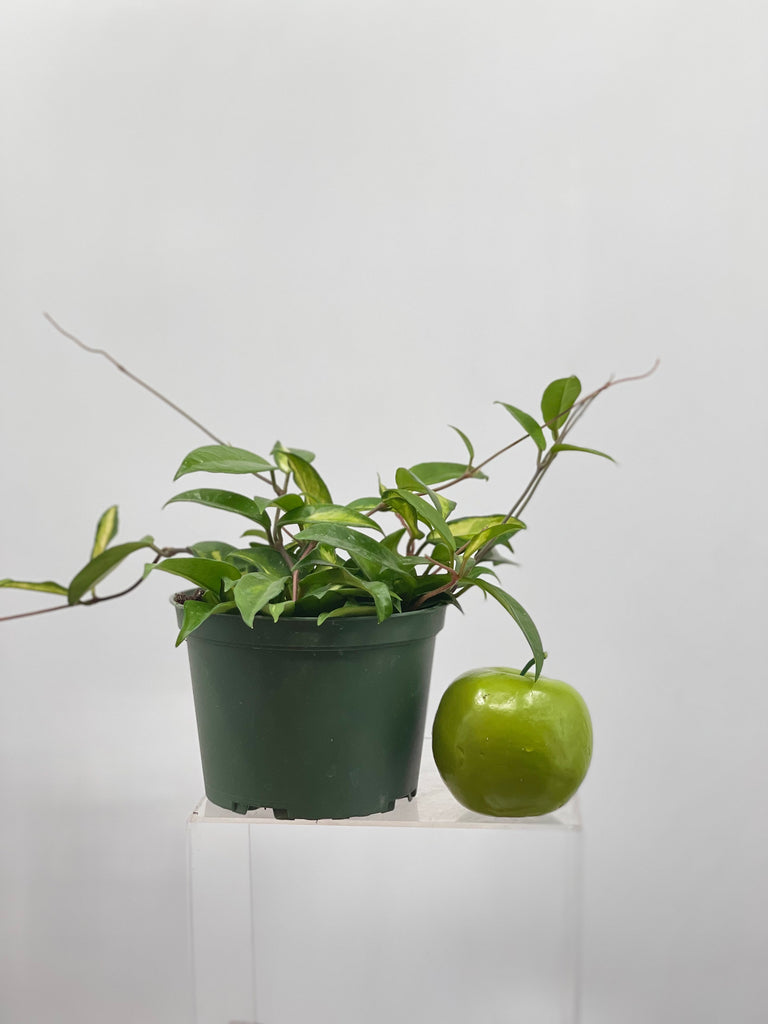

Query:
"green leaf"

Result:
[[381, 527, 406, 552], [225, 546, 292, 578], [317, 603, 377, 626], [335, 569, 393, 622], [461, 521, 526, 561], [164, 488, 272, 524], [240, 528, 270, 542], [550, 443, 615, 462], [541, 376, 582, 440], [410, 572, 453, 597], [395, 467, 441, 510], [271, 443, 290, 474], [91, 505, 119, 560], [484, 549, 517, 565], [288, 447, 316, 464], [315, 543, 345, 566], [0, 578, 69, 596], [285, 452, 333, 505], [390, 488, 456, 553], [429, 542, 454, 566], [435, 493, 457, 519], [461, 563, 502, 583], [272, 442, 316, 473], [150, 557, 240, 594], [379, 487, 423, 540], [449, 424, 475, 465], [67, 537, 155, 605], [292, 585, 344, 617], [347, 496, 381, 512], [393, 468, 458, 519], [279, 504, 383, 533], [230, 574, 290, 627], [173, 445, 274, 481], [190, 540, 238, 561], [266, 600, 295, 622], [428, 516, 519, 549], [495, 403, 547, 452], [294, 569, 347, 612], [175, 599, 235, 646], [295, 565, 339, 590], [391, 468, 456, 520], [272, 493, 305, 512], [407, 461, 487, 485], [294, 524, 410, 582], [442, 515, 505, 539], [467, 577, 544, 680]]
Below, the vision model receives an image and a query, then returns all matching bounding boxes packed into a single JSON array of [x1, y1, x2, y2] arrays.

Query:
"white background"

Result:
[[1, 2, 766, 1022]]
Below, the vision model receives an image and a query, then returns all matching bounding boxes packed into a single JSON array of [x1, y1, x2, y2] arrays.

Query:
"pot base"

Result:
[[206, 783, 419, 820]]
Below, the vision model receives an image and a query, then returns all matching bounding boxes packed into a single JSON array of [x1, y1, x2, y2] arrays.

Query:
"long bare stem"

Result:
[[43, 313, 227, 445], [0, 604, 72, 623], [44, 313, 281, 494]]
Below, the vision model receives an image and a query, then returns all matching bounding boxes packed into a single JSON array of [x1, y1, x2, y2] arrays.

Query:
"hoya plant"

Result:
[[1, 318, 656, 680]]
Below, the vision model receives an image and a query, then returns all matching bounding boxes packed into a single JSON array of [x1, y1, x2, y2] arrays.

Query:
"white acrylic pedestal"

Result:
[[187, 750, 583, 1024]]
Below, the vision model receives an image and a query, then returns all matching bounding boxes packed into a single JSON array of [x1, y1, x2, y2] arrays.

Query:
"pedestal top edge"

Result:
[[187, 754, 583, 831]]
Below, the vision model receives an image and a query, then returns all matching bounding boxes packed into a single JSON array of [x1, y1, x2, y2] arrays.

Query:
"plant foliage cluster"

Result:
[[2, 371, 636, 679]]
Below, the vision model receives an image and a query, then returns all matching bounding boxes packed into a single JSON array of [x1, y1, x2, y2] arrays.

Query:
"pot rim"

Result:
[[171, 589, 448, 649], [170, 589, 449, 623]]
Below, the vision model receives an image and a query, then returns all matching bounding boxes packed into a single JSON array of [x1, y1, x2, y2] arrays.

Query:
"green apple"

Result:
[[432, 666, 593, 817]]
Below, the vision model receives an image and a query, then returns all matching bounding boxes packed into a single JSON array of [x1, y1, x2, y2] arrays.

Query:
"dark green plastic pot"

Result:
[[174, 599, 446, 820]]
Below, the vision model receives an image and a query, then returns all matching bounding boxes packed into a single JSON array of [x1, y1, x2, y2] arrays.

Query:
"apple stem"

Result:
[[521, 651, 547, 677]]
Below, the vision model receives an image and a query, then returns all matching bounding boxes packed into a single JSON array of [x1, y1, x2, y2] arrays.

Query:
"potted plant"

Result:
[[1, 317, 655, 819]]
